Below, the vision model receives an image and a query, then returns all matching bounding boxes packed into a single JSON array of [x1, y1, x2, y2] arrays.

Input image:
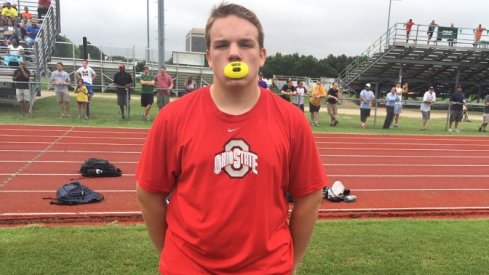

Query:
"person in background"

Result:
[[474, 24, 486, 48], [448, 23, 456, 47], [462, 99, 471, 122], [75, 59, 97, 117], [327, 82, 340, 127], [136, 3, 326, 274], [406, 19, 415, 43], [49, 62, 71, 118], [427, 20, 438, 44], [25, 18, 40, 48], [183, 76, 197, 95], [75, 78, 89, 119], [257, 73, 267, 89], [1, 2, 18, 26], [293, 80, 306, 112], [309, 79, 326, 126], [420, 86, 436, 131], [21, 6, 32, 20], [154, 66, 173, 110], [383, 86, 398, 129], [113, 64, 133, 119], [12, 61, 30, 116], [392, 81, 406, 128], [479, 94, 489, 132], [448, 85, 465, 132], [37, 0, 51, 19], [280, 79, 294, 102], [359, 83, 375, 129], [139, 66, 155, 121]]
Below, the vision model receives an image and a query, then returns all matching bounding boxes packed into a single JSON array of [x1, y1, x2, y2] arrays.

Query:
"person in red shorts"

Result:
[[136, 3, 327, 275]]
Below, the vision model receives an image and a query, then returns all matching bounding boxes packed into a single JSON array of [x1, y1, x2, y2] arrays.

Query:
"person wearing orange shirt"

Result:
[[474, 24, 486, 48], [309, 79, 326, 126]]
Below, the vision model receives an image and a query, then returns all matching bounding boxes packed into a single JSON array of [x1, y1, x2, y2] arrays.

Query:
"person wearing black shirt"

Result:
[[448, 86, 465, 132], [12, 61, 31, 116], [113, 64, 133, 119], [327, 82, 340, 126], [280, 79, 295, 102]]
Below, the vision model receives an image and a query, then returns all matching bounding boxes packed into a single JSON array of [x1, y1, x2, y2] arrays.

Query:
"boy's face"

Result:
[[206, 15, 266, 88]]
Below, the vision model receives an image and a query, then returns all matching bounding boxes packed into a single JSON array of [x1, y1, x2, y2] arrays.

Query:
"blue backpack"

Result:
[[49, 181, 104, 205]]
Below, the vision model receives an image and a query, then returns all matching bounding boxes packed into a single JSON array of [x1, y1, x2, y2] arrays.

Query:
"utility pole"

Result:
[[158, 0, 165, 67], [146, 0, 150, 63]]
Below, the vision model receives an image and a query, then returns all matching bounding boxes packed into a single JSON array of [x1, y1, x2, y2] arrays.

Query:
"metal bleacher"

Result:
[[0, 0, 58, 106], [338, 23, 489, 99]]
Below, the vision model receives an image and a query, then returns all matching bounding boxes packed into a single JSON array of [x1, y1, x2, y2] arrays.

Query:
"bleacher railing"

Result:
[[338, 23, 489, 87]]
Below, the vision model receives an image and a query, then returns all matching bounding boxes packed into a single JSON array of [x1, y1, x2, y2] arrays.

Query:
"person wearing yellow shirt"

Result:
[[2, 3, 18, 25], [309, 80, 326, 127], [75, 79, 89, 119]]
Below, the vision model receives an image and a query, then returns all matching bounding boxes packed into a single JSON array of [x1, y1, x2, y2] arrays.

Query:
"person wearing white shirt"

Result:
[[359, 83, 375, 128], [420, 86, 436, 131]]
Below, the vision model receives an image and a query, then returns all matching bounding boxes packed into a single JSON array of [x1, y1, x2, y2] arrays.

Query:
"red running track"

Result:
[[1, 125, 488, 225]]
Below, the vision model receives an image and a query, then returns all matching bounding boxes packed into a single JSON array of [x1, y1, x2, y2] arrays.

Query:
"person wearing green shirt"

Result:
[[140, 66, 155, 121]]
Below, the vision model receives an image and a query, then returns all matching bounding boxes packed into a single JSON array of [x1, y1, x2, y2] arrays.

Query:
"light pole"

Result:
[[146, 0, 150, 63], [386, 0, 401, 47]]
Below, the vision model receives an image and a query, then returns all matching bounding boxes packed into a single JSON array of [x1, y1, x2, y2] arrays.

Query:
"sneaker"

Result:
[[393, 124, 398, 128], [454, 129, 460, 132], [315, 122, 320, 127], [448, 128, 453, 132], [84, 116, 89, 120], [333, 120, 339, 127]]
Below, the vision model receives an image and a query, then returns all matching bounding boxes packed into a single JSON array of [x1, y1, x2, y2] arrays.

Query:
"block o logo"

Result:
[[214, 139, 258, 178]]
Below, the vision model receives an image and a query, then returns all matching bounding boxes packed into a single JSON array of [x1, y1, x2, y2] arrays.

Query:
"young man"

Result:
[[154, 66, 173, 109], [383, 86, 398, 129], [12, 61, 31, 116], [136, 3, 326, 275], [49, 62, 71, 118], [420, 86, 436, 131], [113, 64, 133, 119], [293, 80, 306, 112], [139, 66, 155, 121], [427, 20, 438, 44], [405, 19, 415, 43], [76, 59, 97, 117], [309, 80, 326, 126], [327, 82, 340, 126], [448, 85, 465, 132], [392, 81, 405, 127], [280, 79, 295, 102], [359, 83, 375, 129]]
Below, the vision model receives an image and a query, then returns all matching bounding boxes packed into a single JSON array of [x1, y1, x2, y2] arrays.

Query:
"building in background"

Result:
[[185, 28, 205, 53]]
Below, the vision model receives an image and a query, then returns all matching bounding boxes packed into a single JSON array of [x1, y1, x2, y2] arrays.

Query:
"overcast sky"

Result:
[[59, 0, 489, 59]]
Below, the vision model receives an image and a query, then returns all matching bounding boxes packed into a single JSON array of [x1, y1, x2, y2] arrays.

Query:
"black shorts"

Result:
[[309, 104, 320, 113], [141, 93, 154, 107], [360, 108, 371, 122]]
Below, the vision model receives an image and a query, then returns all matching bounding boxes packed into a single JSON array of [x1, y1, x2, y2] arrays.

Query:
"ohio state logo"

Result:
[[214, 139, 258, 178]]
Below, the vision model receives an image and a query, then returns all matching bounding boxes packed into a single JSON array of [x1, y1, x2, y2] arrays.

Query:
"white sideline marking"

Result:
[[0, 173, 135, 176], [329, 174, 489, 177], [324, 164, 489, 167], [0, 190, 135, 193], [323, 154, 489, 159], [0, 211, 142, 216], [317, 206, 489, 212]]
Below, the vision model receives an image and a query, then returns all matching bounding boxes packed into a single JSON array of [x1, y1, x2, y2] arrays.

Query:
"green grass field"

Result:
[[1, 220, 489, 275], [1, 92, 488, 274]]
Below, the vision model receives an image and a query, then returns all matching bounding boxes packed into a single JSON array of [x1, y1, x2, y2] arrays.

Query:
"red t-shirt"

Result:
[[137, 86, 327, 274]]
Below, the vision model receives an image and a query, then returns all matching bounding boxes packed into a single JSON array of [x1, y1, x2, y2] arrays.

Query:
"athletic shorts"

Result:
[[309, 104, 320, 113], [83, 81, 94, 95], [483, 113, 489, 124], [141, 93, 154, 107], [421, 111, 430, 120], [394, 103, 402, 114], [450, 109, 463, 123], [56, 91, 70, 102], [117, 88, 130, 106], [360, 108, 371, 122], [16, 89, 30, 102]]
